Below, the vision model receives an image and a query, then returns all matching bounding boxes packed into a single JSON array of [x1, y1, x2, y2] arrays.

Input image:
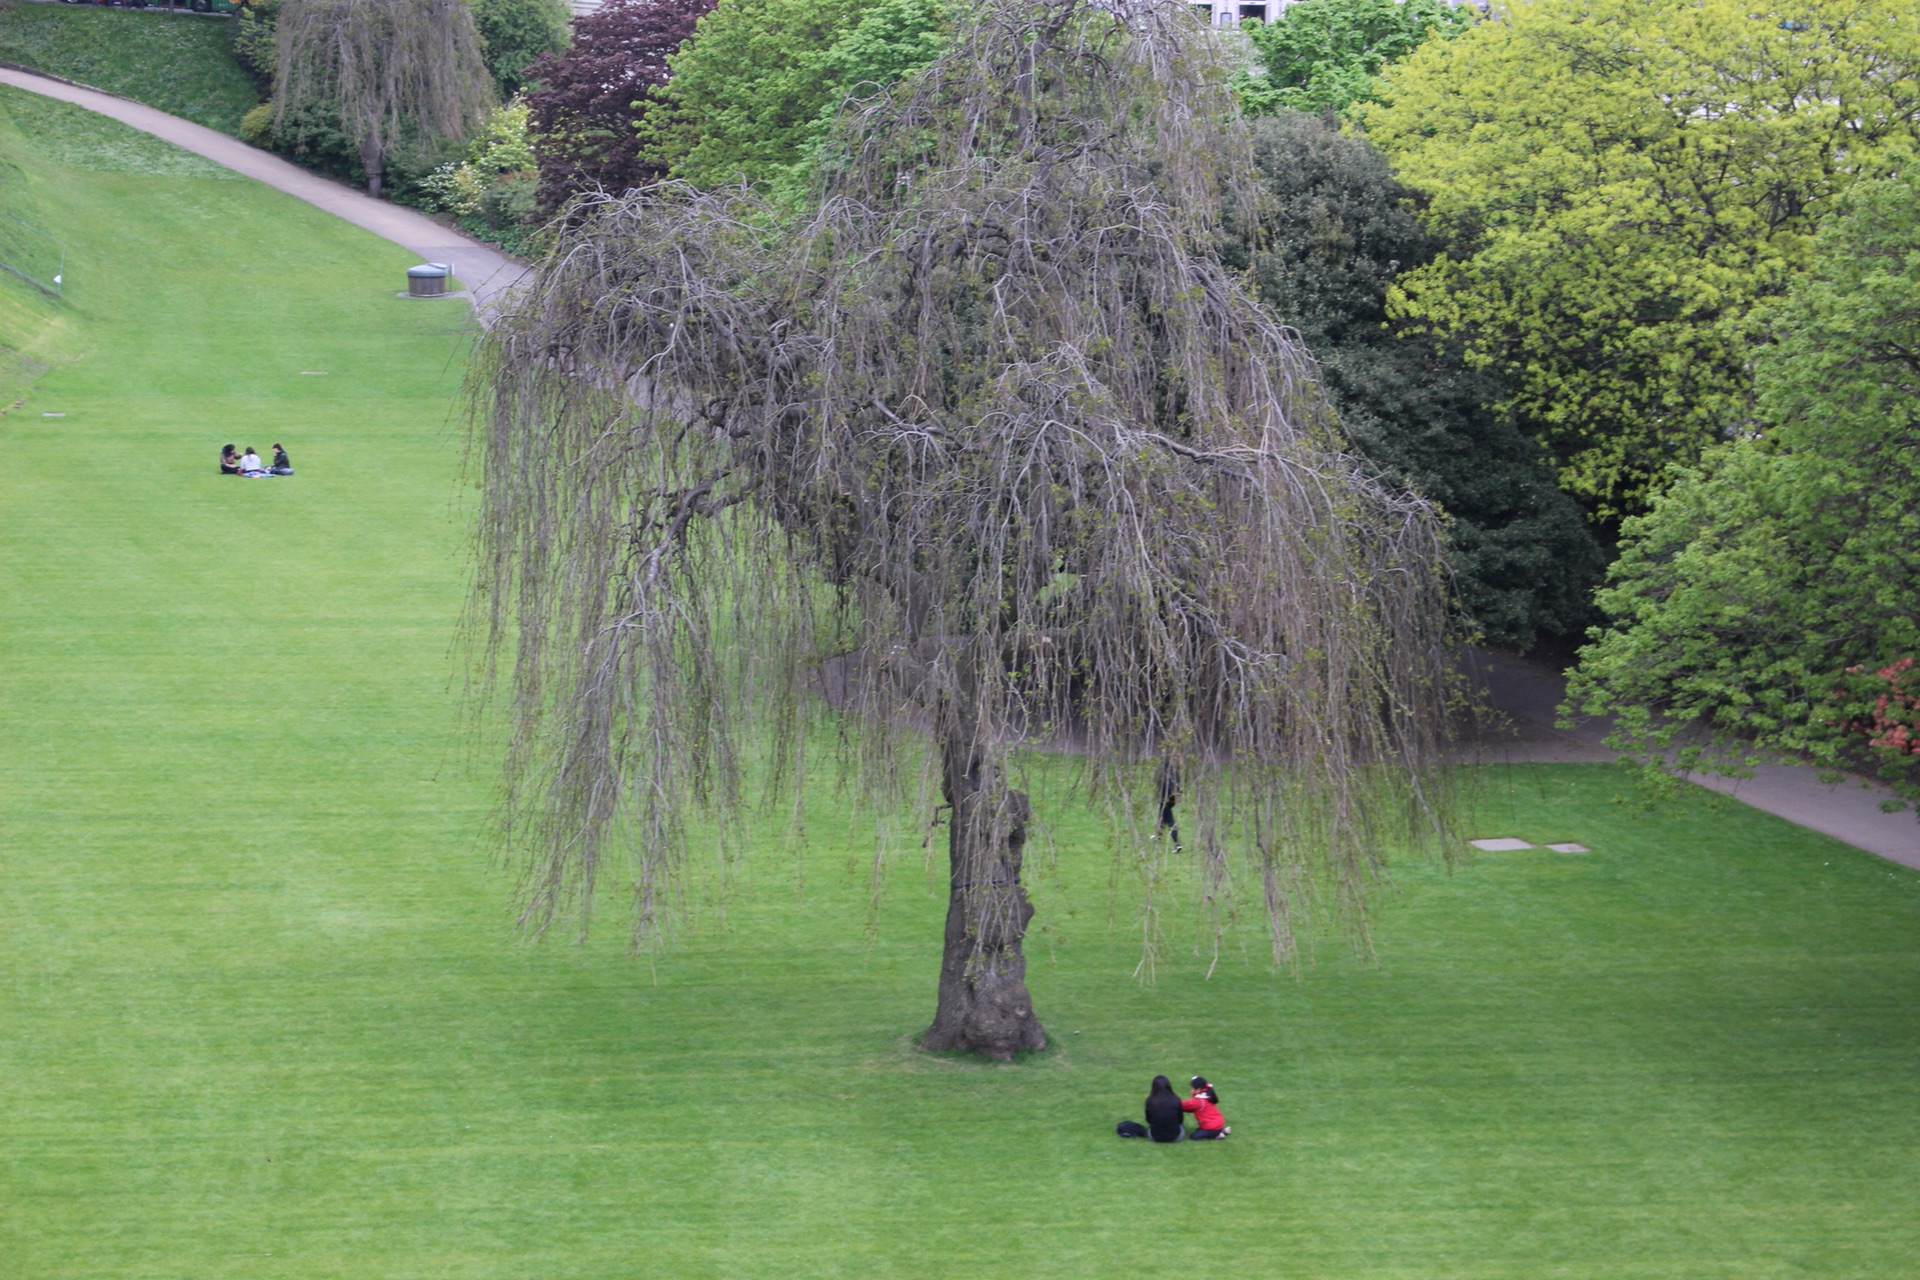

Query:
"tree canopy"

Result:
[[1233, 0, 1472, 117], [473, 0, 1458, 1058], [471, 0, 571, 99], [274, 0, 494, 198], [523, 0, 715, 212], [1231, 111, 1601, 652], [644, 0, 950, 192], [1366, 0, 1920, 520], [1568, 179, 1920, 802]]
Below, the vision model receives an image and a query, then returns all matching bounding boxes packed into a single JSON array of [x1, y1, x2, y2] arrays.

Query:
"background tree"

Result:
[[274, 0, 495, 198], [643, 0, 949, 192], [473, 0, 1459, 1060], [1230, 111, 1602, 653], [523, 0, 714, 214], [471, 0, 570, 100], [1366, 0, 1920, 521], [1232, 0, 1472, 117], [1568, 179, 1920, 802]]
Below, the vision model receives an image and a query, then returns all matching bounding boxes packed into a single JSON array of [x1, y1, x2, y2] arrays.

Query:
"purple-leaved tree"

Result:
[[524, 0, 716, 213]]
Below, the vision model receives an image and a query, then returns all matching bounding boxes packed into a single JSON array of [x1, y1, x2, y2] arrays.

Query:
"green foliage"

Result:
[[1233, 0, 1471, 116], [1366, 0, 1920, 521], [417, 97, 542, 253], [263, 96, 365, 184], [231, 0, 280, 96], [0, 2, 261, 135], [1232, 111, 1601, 652], [238, 100, 277, 148], [471, 0, 570, 98], [1569, 179, 1920, 800], [647, 0, 949, 192]]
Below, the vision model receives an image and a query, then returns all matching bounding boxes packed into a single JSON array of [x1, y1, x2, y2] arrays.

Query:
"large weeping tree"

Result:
[[472, 0, 1459, 1060], [275, 0, 495, 198]]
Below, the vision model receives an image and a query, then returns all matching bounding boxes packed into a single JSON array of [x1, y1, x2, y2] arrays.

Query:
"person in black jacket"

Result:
[[269, 443, 293, 475], [1144, 1074, 1186, 1142]]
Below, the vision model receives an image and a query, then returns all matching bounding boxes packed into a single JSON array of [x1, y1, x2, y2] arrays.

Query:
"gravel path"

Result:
[[6, 64, 1914, 871]]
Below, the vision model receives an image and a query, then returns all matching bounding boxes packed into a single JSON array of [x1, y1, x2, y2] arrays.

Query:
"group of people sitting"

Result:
[[1118, 1074, 1230, 1142], [220, 443, 293, 477]]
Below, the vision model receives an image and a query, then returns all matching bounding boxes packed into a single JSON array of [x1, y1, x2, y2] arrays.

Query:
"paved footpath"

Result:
[[7, 66, 1917, 872], [0, 64, 526, 311], [1467, 649, 1920, 871]]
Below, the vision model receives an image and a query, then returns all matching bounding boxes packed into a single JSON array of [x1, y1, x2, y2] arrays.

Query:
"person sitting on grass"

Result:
[[1148, 1073, 1187, 1142], [239, 446, 266, 476], [1183, 1075, 1229, 1139], [1116, 1074, 1188, 1141], [220, 444, 241, 475], [269, 443, 293, 476]]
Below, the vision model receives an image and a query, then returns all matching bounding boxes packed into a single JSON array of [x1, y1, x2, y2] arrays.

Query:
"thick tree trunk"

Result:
[[361, 139, 385, 199], [921, 728, 1048, 1060]]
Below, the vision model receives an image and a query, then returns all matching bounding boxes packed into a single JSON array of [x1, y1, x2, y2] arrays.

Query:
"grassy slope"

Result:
[[0, 92, 66, 403], [0, 3, 258, 135], [4, 83, 1920, 1280]]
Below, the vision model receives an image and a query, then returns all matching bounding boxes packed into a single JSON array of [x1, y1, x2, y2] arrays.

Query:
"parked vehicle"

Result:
[[60, 0, 245, 15]]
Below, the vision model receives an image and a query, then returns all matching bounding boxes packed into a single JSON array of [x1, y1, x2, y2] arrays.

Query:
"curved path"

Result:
[[4, 65, 1916, 871], [0, 64, 526, 311]]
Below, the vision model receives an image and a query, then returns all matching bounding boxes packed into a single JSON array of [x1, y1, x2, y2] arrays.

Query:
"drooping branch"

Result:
[[470, 0, 1460, 975]]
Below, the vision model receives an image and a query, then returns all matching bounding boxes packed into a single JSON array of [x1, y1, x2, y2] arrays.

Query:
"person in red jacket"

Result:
[[1182, 1075, 1229, 1139]]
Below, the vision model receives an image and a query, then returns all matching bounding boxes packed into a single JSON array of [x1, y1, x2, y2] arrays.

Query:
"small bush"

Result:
[[239, 102, 276, 149]]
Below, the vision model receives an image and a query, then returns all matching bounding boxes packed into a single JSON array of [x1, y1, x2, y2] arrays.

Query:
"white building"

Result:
[[1190, 1, 1281, 24]]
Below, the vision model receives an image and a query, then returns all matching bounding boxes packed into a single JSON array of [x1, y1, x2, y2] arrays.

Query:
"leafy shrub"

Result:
[[413, 97, 542, 253], [231, 0, 279, 97], [239, 102, 276, 148]]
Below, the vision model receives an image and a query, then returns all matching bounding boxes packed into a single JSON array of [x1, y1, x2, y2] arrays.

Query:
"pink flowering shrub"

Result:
[[1840, 657, 1920, 761]]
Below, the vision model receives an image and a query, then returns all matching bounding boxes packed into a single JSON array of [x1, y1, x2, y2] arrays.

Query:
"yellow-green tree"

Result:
[[1366, 0, 1920, 519]]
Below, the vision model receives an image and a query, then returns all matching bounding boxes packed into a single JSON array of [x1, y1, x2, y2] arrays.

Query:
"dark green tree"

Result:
[[1232, 0, 1472, 116], [1231, 111, 1601, 651], [471, 0, 571, 99]]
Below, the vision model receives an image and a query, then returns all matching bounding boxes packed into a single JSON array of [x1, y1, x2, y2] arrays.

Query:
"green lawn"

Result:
[[5, 84, 1920, 1279], [0, 3, 259, 135]]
